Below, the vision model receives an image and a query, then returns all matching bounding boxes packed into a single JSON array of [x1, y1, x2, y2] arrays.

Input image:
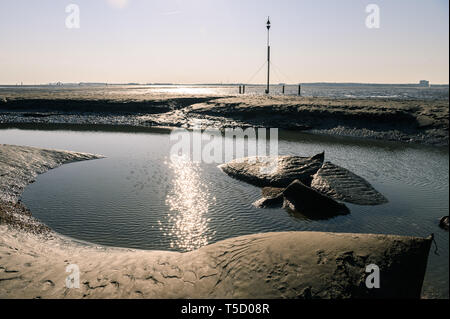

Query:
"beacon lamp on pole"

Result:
[[266, 17, 271, 94]]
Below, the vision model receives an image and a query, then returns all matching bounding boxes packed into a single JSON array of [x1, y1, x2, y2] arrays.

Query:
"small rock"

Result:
[[252, 194, 284, 208], [262, 187, 284, 198], [439, 216, 449, 231], [253, 187, 285, 208]]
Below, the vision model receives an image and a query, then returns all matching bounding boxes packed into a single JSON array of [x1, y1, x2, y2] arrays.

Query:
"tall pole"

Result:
[[266, 17, 271, 94]]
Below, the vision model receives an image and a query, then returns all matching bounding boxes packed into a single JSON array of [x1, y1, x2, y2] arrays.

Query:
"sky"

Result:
[[0, 0, 448, 84]]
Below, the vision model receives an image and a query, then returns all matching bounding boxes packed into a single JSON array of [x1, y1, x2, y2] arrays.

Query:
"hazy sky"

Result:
[[0, 0, 448, 84]]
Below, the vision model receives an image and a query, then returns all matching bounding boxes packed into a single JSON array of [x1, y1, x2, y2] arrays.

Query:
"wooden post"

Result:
[[266, 18, 271, 94], [298, 84, 301, 96], [282, 85, 285, 94], [243, 85, 245, 94], [239, 85, 242, 94]]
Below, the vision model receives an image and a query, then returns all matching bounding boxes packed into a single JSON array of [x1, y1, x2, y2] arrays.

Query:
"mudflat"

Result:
[[1, 92, 448, 146]]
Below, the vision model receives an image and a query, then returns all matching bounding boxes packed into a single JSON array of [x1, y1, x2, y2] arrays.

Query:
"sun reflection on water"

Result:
[[117, 85, 227, 96], [164, 158, 215, 252]]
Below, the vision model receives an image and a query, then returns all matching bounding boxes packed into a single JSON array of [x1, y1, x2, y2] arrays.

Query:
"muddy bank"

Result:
[[0, 97, 217, 115], [0, 94, 448, 146], [0, 144, 103, 233], [185, 96, 448, 145], [0, 144, 104, 204], [0, 201, 50, 235]]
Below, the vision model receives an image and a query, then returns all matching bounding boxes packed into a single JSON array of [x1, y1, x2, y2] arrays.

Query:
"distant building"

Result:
[[419, 80, 430, 87]]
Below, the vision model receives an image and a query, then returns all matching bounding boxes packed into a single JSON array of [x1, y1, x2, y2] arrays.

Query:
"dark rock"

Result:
[[439, 216, 449, 231], [282, 180, 350, 220]]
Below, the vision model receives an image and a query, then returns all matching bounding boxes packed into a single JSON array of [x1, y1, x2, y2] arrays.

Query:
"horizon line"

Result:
[[1, 81, 449, 86]]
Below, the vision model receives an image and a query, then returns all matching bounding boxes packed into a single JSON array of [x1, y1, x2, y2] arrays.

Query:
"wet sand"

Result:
[[0, 225, 432, 299]]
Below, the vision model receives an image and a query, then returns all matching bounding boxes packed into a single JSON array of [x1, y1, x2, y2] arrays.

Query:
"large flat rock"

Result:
[[218, 153, 324, 187]]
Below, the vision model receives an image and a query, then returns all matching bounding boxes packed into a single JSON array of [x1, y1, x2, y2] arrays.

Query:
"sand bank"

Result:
[[0, 226, 432, 299], [0, 144, 433, 298], [1, 94, 448, 146]]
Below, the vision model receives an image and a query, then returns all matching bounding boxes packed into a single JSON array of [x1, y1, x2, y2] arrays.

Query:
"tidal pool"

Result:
[[0, 125, 448, 298]]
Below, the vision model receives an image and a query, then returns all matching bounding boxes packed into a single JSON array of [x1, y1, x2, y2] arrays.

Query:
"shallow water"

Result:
[[1, 84, 448, 100], [0, 127, 448, 298]]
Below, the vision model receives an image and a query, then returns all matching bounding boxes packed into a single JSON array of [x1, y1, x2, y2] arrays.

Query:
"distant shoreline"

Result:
[[1, 83, 449, 88]]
